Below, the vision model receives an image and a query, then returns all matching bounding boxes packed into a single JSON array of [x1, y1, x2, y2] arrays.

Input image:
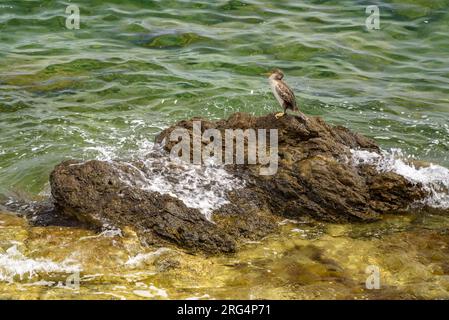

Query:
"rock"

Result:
[[48, 112, 430, 253], [50, 160, 237, 254], [156, 112, 427, 222]]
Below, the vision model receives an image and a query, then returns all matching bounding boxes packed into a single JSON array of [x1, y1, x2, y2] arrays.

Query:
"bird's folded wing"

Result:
[[276, 81, 296, 106]]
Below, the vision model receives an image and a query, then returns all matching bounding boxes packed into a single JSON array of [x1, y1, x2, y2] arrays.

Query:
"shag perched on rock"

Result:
[[267, 69, 300, 119]]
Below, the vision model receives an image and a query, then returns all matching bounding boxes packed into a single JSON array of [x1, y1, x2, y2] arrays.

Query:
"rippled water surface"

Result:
[[0, 0, 449, 299], [2, 211, 449, 299]]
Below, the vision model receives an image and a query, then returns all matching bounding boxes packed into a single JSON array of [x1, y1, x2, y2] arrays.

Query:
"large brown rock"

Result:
[[50, 160, 238, 253], [48, 112, 430, 253], [50, 158, 278, 254], [156, 112, 427, 222]]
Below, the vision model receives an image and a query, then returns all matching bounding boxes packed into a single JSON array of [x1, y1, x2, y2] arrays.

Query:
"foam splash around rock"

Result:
[[351, 148, 449, 209], [48, 112, 445, 253], [0, 245, 80, 283], [115, 146, 245, 221]]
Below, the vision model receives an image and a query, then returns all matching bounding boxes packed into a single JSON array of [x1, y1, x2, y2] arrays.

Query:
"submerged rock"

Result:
[[49, 112, 430, 253]]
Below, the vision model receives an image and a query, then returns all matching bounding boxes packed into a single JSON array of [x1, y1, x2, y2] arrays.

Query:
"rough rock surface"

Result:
[[50, 160, 238, 253], [49, 112, 428, 253], [157, 112, 426, 222]]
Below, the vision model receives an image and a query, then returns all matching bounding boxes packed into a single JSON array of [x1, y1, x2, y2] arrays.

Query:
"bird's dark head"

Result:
[[266, 68, 284, 80]]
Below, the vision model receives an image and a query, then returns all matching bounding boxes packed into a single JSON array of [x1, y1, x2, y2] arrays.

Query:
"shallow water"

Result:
[[1, 210, 449, 299], [0, 0, 449, 299]]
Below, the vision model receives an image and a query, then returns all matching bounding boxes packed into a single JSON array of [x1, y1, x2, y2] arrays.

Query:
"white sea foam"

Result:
[[78, 228, 123, 241], [117, 154, 245, 221], [98, 137, 245, 221], [83, 145, 117, 162], [133, 286, 168, 299], [81, 120, 244, 220], [0, 245, 81, 282], [125, 248, 170, 267], [350, 148, 449, 209]]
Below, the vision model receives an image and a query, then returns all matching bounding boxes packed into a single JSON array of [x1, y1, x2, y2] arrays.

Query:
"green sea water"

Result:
[[0, 0, 449, 300], [0, 0, 448, 197]]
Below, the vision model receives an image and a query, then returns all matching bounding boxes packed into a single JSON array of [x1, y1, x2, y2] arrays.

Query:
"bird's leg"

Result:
[[274, 112, 284, 119], [275, 105, 287, 119]]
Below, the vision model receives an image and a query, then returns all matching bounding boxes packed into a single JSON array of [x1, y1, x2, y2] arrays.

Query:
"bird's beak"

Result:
[[263, 72, 272, 77]]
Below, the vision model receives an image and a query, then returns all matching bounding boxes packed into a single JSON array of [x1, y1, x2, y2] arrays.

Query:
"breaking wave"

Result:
[[74, 115, 246, 221], [351, 148, 449, 209], [0, 245, 80, 283], [93, 141, 245, 221]]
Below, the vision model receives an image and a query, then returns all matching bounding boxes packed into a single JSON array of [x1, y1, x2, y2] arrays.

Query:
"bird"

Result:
[[266, 69, 299, 119]]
